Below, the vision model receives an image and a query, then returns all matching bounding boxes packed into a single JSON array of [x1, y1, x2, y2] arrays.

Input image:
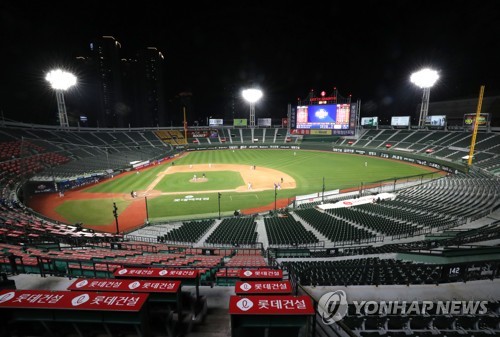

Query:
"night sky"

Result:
[[1, 1, 499, 125]]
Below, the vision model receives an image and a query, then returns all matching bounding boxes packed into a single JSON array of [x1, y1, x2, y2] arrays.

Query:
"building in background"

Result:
[[127, 47, 169, 126], [75, 36, 167, 128], [88, 36, 124, 127]]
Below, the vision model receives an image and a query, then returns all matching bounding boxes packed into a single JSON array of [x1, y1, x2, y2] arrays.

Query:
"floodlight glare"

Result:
[[242, 88, 263, 127], [46, 69, 77, 128], [410, 68, 439, 127], [242, 89, 263, 103], [410, 68, 439, 89], [46, 69, 77, 91]]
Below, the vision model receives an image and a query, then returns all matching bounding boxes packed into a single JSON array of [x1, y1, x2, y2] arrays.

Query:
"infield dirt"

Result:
[[27, 163, 296, 233]]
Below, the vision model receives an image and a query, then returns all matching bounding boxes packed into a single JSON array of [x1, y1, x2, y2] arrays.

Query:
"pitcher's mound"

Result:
[[190, 178, 208, 183]]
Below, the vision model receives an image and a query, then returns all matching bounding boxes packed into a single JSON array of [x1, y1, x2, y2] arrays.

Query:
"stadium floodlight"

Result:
[[145, 196, 149, 224], [242, 88, 263, 128], [218, 192, 221, 220], [410, 68, 439, 127], [112, 202, 119, 234], [274, 184, 277, 214], [46, 69, 77, 128]]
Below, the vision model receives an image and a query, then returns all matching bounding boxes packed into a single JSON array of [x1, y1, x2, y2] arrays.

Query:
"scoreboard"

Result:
[[291, 102, 356, 135]]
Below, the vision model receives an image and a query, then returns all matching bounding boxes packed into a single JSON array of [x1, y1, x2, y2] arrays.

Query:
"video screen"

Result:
[[425, 115, 446, 127], [361, 117, 378, 127], [391, 116, 410, 126], [258, 118, 272, 127], [295, 104, 350, 129], [464, 113, 489, 127]]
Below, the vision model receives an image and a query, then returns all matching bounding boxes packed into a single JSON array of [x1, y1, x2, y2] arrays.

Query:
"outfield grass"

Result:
[[84, 164, 166, 193], [57, 149, 438, 224]]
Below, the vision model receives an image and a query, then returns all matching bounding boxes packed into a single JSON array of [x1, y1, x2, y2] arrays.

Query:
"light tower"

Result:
[[242, 88, 263, 127], [410, 68, 439, 127], [46, 69, 77, 128]]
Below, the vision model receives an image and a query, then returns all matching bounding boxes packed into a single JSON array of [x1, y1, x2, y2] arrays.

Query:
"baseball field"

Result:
[[28, 149, 440, 233]]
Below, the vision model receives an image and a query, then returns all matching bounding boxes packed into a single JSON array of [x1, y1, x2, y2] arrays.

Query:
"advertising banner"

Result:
[[257, 118, 272, 127], [234, 119, 247, 127], [425, 115, 446, 127], [68, 278, 181, 293], [463, 113, 489, 128], [238, 269, 283, 280], [114, 268, 198, 279], [0, 290, 148, 311], [234, 281, 292, 295], [391, 116, 410, 126], [229, 295, 315, 315], [361, 117, 378, 127], [209, 119, 223, 126], [310, 130, 332, 135]]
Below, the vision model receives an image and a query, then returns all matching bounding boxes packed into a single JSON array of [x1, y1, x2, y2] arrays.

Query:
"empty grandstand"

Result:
[[0, 121, 499, 337]]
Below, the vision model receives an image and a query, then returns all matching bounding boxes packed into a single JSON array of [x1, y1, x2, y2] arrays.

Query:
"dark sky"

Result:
[[1, 0, 500, 125]]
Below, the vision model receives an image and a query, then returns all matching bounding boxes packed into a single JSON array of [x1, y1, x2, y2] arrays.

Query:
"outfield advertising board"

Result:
[[310, 129, 332, 135], [234, 119, 247, 127], [209, 119, 223, 126], [391, 116, 410, 127], [425, 115, 446, 127], [331, 147, 458, 173], [361, 117, 378, 127], [463, 113, 489, 129], [257, 118, 272, 127]]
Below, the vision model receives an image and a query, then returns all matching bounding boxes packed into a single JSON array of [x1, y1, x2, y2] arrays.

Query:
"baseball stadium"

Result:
[[0, 93, 500, 337]]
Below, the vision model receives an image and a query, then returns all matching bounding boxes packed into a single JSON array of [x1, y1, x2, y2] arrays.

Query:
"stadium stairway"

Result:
[[194, 220, 222, 247], [255, 219, 269, 249], [289, 212, 330, 243], [453, 209, 500, 230], [185, 308, 230, 337]]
